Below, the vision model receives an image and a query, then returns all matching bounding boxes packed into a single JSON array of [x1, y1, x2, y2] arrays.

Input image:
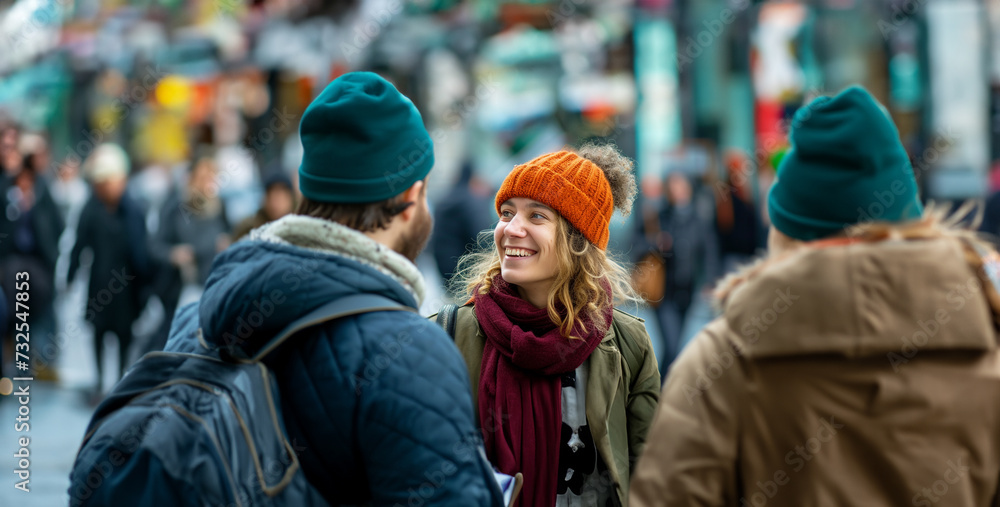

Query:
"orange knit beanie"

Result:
[[495, 150, 614, 249]]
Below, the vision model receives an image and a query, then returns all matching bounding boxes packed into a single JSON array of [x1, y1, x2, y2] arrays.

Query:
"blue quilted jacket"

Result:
[[195, 237, 503, 506]]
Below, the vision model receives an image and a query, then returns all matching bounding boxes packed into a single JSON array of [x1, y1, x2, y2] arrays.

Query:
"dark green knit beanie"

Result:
[[298, 72, 434, 203], [768, 85, 923, 241]]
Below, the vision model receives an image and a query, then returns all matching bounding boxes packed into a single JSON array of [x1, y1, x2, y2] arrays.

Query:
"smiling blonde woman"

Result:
[[440, 144, 661, 507]]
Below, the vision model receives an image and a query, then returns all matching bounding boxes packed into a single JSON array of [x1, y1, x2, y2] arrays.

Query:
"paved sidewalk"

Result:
[[0, 279, 124, 506], [0, 382, 94, 506]]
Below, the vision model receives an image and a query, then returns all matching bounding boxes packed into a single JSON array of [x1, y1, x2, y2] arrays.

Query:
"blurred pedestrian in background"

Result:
[[67, 144, 151, 402], [432, 161, 494, 294], [631, 86, 1000, 507], [0, 126, 64, 381], [634, 170, 719, 377], [715, 150, 764, 273], [447, 144, 660, 507], [231, 170, 296, 241], [49, 156, 90, 235], [19, 132, 51, 179], [0, 123, 22, 176], [146, 146, 231, 354]]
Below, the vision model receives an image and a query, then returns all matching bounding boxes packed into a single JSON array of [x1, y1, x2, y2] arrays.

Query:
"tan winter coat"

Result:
[[631, 233, 1000, 507]]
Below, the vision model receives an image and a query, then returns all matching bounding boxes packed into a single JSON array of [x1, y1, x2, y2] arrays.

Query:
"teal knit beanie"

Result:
[[298, 72, 434, 203], [768, 86, 923, 241]]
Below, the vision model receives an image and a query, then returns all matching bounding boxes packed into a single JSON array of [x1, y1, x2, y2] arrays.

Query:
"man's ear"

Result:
[[398, 180, 424, 222]]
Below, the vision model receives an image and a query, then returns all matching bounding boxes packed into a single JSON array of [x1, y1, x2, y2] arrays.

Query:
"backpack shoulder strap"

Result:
[[229, 294, 414, 362], [435, 304, 460, 341]]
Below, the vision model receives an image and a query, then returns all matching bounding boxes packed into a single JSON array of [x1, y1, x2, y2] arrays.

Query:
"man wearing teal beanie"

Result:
[[767, 85, 923, 246], [298, 71, 435, 203], [633, 86, 1000, 507], [276, 72, 502, 503], [112, 72, 506, 506]]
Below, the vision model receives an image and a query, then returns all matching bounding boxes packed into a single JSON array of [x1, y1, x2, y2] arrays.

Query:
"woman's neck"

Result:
[[515, 283, 550, 309]]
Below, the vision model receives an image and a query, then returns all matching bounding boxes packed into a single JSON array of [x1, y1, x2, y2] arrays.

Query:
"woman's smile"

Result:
[[504, 247, 537, 258]]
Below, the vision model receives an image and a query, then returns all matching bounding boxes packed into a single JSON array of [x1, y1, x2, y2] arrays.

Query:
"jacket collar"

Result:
[[717, 235, 999, 359], [250, 215, 426, 305]]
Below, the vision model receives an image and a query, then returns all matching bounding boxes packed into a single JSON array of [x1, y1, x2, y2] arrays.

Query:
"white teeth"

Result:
[[505, 248, 534, 257]]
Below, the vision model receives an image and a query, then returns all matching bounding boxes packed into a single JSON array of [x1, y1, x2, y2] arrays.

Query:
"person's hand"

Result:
[[169, 245, 195, 267]]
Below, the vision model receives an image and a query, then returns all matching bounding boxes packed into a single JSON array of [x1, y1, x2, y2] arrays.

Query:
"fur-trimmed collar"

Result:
[[708, 218, 1000, 359], [249, 215, 426, 305], [712, 230, 1000, 358], [714, 224, 1000, 312]]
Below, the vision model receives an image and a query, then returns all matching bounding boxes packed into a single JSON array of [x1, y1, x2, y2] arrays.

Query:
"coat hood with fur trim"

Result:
[[712, 233, 1000, 360]]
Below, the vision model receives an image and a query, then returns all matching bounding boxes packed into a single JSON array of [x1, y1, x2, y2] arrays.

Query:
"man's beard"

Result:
[[396, 204, 433, 262]]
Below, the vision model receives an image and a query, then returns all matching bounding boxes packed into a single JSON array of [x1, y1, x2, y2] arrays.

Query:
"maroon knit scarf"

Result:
[[474, 276, 612, 507]]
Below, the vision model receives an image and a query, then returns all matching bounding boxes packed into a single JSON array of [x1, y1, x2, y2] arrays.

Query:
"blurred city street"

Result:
[[1, 0, 998, 504]]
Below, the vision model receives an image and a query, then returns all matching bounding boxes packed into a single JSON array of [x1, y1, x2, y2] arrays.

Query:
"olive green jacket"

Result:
[[434, 305, 661, 506]]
